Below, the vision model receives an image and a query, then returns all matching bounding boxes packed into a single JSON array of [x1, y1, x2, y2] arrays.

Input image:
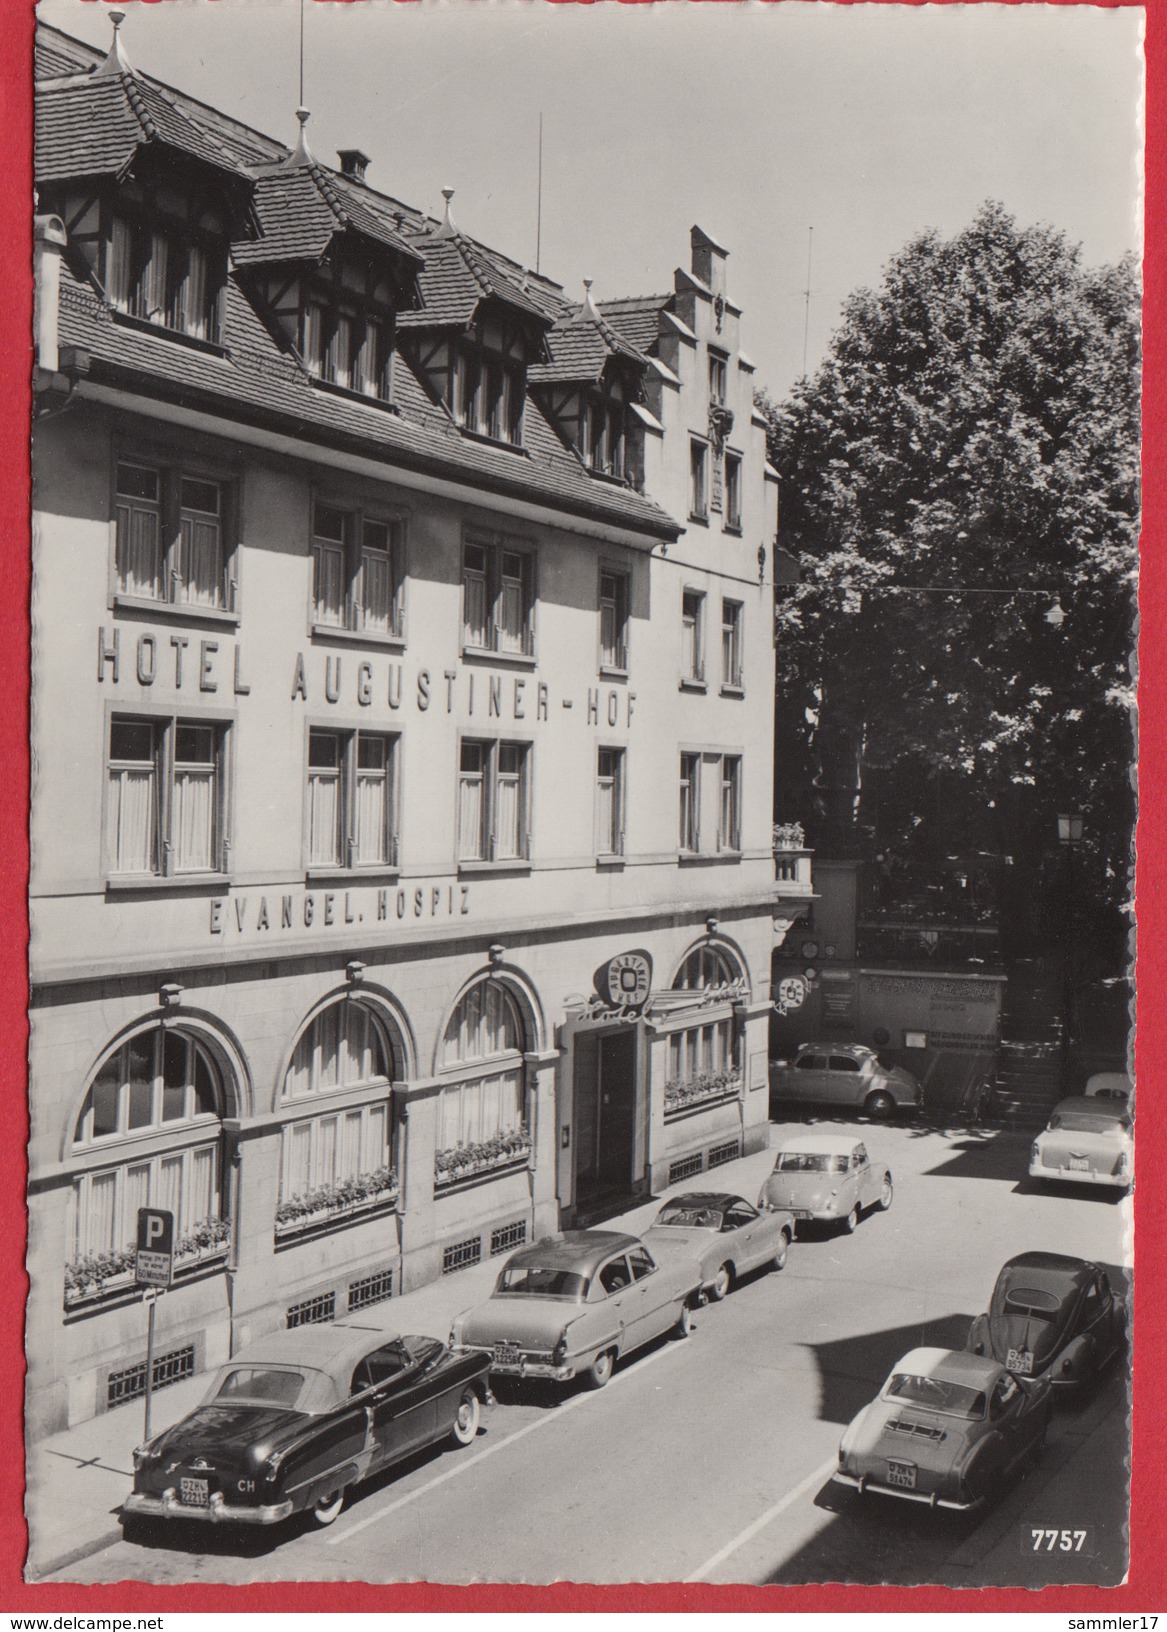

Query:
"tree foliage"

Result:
[[763, 203, 1139, 934]]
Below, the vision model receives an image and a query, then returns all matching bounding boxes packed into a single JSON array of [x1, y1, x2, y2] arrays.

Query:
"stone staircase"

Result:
[[990, 960, 1069, 1129]]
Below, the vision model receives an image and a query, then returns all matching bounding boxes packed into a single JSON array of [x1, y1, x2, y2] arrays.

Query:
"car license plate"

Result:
[[179, 1477, 209, 1507], [791, 1209, 814, 1221], [1006, 1348, 1034, 1374], [1068, 1157, 1091, 1172], [494, 1342, 520, 1366], [886, 1461, 917, 1489]]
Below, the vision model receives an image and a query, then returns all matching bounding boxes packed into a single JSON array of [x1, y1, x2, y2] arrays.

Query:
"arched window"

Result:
[[437, 980, 527, 1156], [665, 944, 745, 1109], [70, 1028, 225, 1266], [278, 997, 399, 1217], [673, 944, 741, 993]]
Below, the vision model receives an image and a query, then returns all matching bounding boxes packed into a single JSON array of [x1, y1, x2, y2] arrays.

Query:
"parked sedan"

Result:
[[758, 1134, 892, 1233], [834, 1347, 1052, 1511], [121, 1323, 492, 1531], [643, 1191, 795, 1301], [967, 1252, 1126, 1390], [770, 1043, 923, 1119], [450, 1230, 701, 1390], [1028, 1096, 1133, 1190]]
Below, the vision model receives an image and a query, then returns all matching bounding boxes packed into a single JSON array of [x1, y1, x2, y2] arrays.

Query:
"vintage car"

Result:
[[1084, 1071, 1133, 1104], [769, 1042, 923, 1119], [450, 1230, 701, 1389], [643, 1191, 796, 1301], [757, 1133, 892, 1233], [1028, 1096, 1133, 1190], [967, 1252, 1126, 1390], [834, 1346, 1052, 1511], [121, 1322, 492, 1531]]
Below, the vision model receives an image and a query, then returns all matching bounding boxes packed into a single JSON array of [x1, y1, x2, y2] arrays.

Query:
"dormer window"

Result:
[[582, 397, 627, 480], [104, 211, 226, 344], [303, 301, 391, 402], [448, 317, 526, 446], [709, 349, 728, 406]]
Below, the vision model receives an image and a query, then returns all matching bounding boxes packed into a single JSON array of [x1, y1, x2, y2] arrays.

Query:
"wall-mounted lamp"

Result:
[[488, 943, 506, 967], [757, 544, 766, 585], [159, 982, 183, 1010], [346, 960, 366, 985], [706, 917, 719, 935]]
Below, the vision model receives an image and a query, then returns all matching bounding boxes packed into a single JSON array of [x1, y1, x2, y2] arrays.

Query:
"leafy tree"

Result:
[[763, 203, 1139, 965]]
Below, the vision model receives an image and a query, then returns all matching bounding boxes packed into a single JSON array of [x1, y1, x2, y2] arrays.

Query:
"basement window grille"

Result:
[[442, 1235, 483, 1274], [286, 1291, 336, 1328], [668, 1153, 704, 1186], [106, 1342, 196, 1409], [707, 1139, 741, 1170], [348, 1268, 394, 1312], [490, 1219, 528, 1256]]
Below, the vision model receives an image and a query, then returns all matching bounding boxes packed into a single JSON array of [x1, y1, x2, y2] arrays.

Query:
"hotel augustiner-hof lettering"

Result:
[[97, 628, 639, 728]]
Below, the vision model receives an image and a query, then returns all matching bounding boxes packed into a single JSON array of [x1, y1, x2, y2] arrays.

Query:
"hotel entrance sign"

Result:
[[597, 951, 652, 1014]]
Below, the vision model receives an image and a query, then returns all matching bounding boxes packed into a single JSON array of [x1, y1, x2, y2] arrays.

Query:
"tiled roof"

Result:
[[36, 70, 249, 185], [231, 159, 421, 268], [35, 33, 97, 80], [528, 303, 651, 386], [57, 267, 678, 542], [397, 233, 552, 332], [599, 295, 671, 357]]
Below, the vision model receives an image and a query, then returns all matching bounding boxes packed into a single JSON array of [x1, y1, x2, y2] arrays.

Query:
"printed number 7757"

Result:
[[1031, 1529, 1087, 1551]]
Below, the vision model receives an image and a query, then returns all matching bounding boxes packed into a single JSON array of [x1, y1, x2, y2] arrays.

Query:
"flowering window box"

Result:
[[434, 1131, 532, 1191], [274, 1169, 399, 1241], [63, 1218, 232, 1311], [663, 1072, 743, 1119]]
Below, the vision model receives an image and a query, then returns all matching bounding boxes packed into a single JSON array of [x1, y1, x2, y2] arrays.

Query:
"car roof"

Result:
[[1085, 1072, 1132, 1097], [1048, 1097, 1129, 1120], [658, 1192, 743, 1212], [503, 1230, 642, 1275], [225, 1320, 402, 1377], [777, 1133, 866, 1155], [998, 1252, 1096, 1289], [892, 1346, 1002, 1387], [793, 1043, 874, 1059]]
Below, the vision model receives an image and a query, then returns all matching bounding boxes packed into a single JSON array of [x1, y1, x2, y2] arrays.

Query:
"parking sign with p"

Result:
[[136, 1207, 174, 1289]]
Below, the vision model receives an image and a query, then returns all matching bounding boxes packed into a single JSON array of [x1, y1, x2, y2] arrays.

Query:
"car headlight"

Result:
[[553, 1332, 568, 1365]]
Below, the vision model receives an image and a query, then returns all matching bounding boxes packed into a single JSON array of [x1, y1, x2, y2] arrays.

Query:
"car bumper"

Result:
[[489, 1358, 576, 1381], [833, 1471, 980, 1512], [123, 1489, 294, 1525], [1029, 1161, 1128, 1188]]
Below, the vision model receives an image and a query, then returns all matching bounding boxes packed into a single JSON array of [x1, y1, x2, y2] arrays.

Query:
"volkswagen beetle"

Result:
[[121, 1322, 492, 1531], [643, 1191, 795, 1302], [966, 1252, 1126, 1390], [450, 1230, 701, 1389], [834, 1346, 1052, 1511]]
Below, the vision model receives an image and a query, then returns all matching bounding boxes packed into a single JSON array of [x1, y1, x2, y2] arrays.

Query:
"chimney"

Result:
[[337, 148, 370, 184], [34, 215, 68, 374], [691, 225, 728, 299]]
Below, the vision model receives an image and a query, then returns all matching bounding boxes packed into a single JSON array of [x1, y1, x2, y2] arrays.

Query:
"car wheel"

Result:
[[843, 1206, 860, 1234], [864, 1090, 896, 1120], [878, 1173, 893, 1210], [709, 1263, 733, 1302], [311, 1488, 346, 1527], [587, 1348, 616, 1389], [674, 1300, 693, 1339], [450, 1386, 480, 1447], [771, 1230, 792, 1272]]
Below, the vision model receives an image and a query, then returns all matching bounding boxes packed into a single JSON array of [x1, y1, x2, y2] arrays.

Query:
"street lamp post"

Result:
[[1057, 813, 1084, 1091]]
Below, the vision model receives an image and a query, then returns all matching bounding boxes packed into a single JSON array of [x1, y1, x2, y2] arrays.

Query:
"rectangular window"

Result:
[[690, 440, 709, 519], [599, 570, 630, 671], [104, 216, 224, 344], [667, 1018, 737, 1082], [278, 1101, 391, 1207], [679, 752, 700, 852], [596, 747, 625, 857], [462, 538, 534, 656], [722, 599, 743, 689], [304, 304, 390, 403], [682, 589, 705, 684], [312, 503, 404, 638], [458, 739, 531, 864], [115, 460, 233, 611], [725, 452, 743, 530], [105, 714, 229, 878], [709, 351, 728, 405], [438, 1070, 524, 1152], [719, 755, 742, 851], [306, 728, 399, 871], [71, 1145, 220, 1264]]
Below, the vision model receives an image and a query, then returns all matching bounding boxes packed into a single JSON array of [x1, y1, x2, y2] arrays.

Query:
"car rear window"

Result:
[[495, 1266, 587, 1300], [1003, 1288, 1061, 1317], [1048, 1112, 1129, 1134], [884, 1373, 986, 1419], [775, 1152, 849, 1174], [655, 1202, 724, 1229], [212, 1367, 308, 1408]]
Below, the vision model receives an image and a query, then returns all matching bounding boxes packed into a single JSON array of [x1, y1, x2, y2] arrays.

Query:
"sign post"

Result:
[[135, 1208, 174, 1443]]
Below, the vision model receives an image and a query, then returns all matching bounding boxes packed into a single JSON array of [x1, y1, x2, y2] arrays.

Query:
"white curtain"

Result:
[[463, 567, 488, 648], [355, 757, 387, 865], [308, 765, 341, 866], [116, 502, 161, 599], [180, 515, 222, 608], [173, 764, 214, 872], [109, 764, 157, 875], [360, 544, 392, 634], [313, 541, 345, 626]]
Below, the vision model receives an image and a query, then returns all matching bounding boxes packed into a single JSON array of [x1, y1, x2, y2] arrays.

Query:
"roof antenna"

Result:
[[535, 112, 543, 277], [299, 0, 305, 111], [95, 9, 132, 78], [801, 225, 814, 378]]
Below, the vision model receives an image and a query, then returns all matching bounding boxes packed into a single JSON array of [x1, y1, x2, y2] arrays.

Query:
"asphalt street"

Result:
[[56, 1117, 1131, 1587]]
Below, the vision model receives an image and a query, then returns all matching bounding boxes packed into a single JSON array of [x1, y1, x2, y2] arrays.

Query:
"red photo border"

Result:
[[4, 0, 1163, 1609]]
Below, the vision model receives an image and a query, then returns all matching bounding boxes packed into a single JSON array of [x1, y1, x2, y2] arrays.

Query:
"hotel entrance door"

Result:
[[572, 1028, 638, 1211]]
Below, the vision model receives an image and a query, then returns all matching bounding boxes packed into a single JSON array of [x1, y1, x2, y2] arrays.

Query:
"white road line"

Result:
[[327, 1338, 686, 1545], [683, 1454, 841, 1583]]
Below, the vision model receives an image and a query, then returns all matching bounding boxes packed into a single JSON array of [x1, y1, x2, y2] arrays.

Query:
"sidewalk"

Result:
[[26, 1134, 782, 1581]]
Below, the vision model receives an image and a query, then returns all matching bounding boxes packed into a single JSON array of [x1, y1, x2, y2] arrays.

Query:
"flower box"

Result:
[[64, 1218, 232, 1310], [663, 1072, 743, 1118], [434, 1130, 532, 1190], [274, 1169, 398, 1240]]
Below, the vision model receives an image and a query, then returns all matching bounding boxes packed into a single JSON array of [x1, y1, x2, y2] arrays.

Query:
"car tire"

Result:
[[843, 1206, 860, 1234], [864, 1090, 896, 1120], [771, 1230, 792, 1272], [119, 1516, 151, 1545], [878, 1173, 893, 1210], [587, 1348, 616, 1389], [709, 1263, 733, 1302], [450, 1386, 480, 1447], [311, 1488, 346, 1527], [673, 1301, 693, 1339]]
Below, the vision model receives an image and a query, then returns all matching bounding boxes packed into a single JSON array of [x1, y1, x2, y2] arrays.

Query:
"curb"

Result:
[[26, 1524, 125, 1583]]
